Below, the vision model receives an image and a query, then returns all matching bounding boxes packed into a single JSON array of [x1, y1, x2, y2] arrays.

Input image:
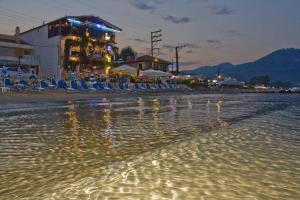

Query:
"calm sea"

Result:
[[0, 94, 300, 199]]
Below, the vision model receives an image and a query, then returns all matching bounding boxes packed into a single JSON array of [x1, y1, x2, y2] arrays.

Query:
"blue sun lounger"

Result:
[[58, 80, 68, 90], [49, 79, 58, 89]]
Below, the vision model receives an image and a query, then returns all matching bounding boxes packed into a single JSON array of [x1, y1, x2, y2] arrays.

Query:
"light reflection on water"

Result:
[[0, 94, 300, 199]]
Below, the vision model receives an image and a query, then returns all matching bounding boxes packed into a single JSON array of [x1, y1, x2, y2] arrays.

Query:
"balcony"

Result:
[[0, 55, 39, 66]]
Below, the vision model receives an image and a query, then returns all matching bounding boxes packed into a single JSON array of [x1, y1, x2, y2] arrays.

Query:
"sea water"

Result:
[[0, 94, 299, 199]]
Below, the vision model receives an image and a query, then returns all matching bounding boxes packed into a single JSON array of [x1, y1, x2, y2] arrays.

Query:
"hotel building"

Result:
[[20, 15, 122, 79]]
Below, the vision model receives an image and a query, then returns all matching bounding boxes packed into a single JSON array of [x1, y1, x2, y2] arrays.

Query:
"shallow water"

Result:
[[0, 94, 300, 199]]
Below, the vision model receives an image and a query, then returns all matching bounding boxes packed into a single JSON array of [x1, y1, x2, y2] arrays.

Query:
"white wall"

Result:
[[21, 26, 62, 79]]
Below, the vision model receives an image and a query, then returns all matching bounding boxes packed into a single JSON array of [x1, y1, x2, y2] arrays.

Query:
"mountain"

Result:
[[183, 48, 300, 84]]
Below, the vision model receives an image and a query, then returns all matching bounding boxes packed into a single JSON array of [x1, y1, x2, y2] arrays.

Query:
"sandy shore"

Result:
[[0, 88, 279, 104], [0, 90, 195, 103]]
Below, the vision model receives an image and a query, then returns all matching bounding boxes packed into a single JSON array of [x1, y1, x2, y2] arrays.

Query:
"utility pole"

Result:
[[151, 30, 162, 68], [175, 45, 186, 75], [171, 58, 174, 73]]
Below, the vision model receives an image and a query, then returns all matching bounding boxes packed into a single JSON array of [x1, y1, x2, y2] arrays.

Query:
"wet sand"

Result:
[[0, 88, 278, 104]]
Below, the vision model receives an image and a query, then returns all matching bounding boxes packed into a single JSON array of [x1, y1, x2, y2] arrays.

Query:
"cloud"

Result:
[[226, 30, 242, 37], [129, 38, 148, 43], [162, 44, 174, 49], [131, 0, 160, 11], [210, 5, 233, 15], [185, 43, 200, 49], [206, 39, 221, 44], [186, 50, 195, 54], [162, 15, 191, 24]]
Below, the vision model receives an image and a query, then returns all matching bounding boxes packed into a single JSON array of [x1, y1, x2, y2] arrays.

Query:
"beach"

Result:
[[0, 87, 278, 104]]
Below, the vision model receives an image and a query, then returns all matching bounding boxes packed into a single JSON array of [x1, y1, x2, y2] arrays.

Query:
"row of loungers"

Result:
[[1, 79, 180, 93]]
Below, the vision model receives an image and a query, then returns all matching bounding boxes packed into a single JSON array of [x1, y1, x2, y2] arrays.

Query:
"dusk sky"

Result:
[[0, 0, 300, 69]]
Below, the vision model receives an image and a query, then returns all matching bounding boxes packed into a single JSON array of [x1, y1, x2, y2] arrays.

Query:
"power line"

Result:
[[151, 29, 162, 57]]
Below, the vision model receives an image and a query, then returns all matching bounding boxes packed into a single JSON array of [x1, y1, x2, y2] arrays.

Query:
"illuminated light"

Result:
[[97, 24, 120, 33], [105, 33, 111, 41], [106, 45, 112, 51], [67, 18, 81, 25], [67, 18, 120, 33], [69, 56, 79, 61], [85, 30, 90, 37], [104, 66, 111, 75], [105, 55, 111, 63]]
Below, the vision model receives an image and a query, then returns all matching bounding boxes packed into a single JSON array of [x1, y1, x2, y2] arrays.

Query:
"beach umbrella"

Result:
[[140, 69, 172, 77], [111, 65, 137, 76]]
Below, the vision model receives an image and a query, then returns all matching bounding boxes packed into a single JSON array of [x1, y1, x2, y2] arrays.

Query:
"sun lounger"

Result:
[[80, 80, 89, 91], [1, 79, 12, 93], [68, 80, 78, 91], [49, 79, 58, 89], [58, 80, 68, 90], [37, 80, 48, 91]]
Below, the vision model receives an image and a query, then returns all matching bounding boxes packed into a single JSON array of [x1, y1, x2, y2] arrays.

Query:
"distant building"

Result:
[[126, 55, 171, 72], [0, 27, 39, 74], [217, 78, 245, 88], [20, 15, 122, 79]]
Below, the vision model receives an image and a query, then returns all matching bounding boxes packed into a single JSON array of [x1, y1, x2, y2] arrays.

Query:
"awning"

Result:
[[111, 65, 137, 76], [140, 69, 172, 77]]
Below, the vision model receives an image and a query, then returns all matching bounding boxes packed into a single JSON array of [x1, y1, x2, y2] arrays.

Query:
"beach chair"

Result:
[[37, 80, 48, 91], [107, 83, 113, 90], [157, 83, 163, 90], [80, 80, 89, 91], [93, 81, 107, 91], [134, 83, 140, 90], [152, 84, 158, 90], [118, 82, 125, 90], [91, 82, 100, 91], [68, 80, 78, 91], [1, 79, 13, 93], [15, 80, 30, 90], [20, 80, 30, 88], [172, 83, 178, 90], [96, 81, 105, 90], [146, 83, 152, 90], [168, 83, 175, 90], [140, 83, 147, 90], [49, 79, 58, 89], [124, 83, 130, 91], [58, 80, 68, 90]]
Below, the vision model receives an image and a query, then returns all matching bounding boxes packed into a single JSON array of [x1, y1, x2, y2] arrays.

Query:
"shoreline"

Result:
[[0, 88, 291, 104]]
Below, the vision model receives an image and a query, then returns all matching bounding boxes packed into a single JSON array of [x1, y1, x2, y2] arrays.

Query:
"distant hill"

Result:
[[183, 48, 300, 84]]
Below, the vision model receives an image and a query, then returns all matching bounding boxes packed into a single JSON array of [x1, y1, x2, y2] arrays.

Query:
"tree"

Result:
[[270, 81, 292, 89], [120, 46, 137, 62], [250, 75, 270, 86]]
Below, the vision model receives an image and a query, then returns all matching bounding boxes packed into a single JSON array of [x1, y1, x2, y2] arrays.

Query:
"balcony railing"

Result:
[[0, 55, 39, 66]]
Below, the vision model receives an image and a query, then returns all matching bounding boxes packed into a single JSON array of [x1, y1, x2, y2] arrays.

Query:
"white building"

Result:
[[21, 15, 121, 80], [0, 28, 39, 74]]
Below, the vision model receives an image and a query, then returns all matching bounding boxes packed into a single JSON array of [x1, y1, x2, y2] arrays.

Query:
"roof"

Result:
[[127, 55, 171, 65], [0, 33, 30, 45], [21, 15, 122, 35]]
